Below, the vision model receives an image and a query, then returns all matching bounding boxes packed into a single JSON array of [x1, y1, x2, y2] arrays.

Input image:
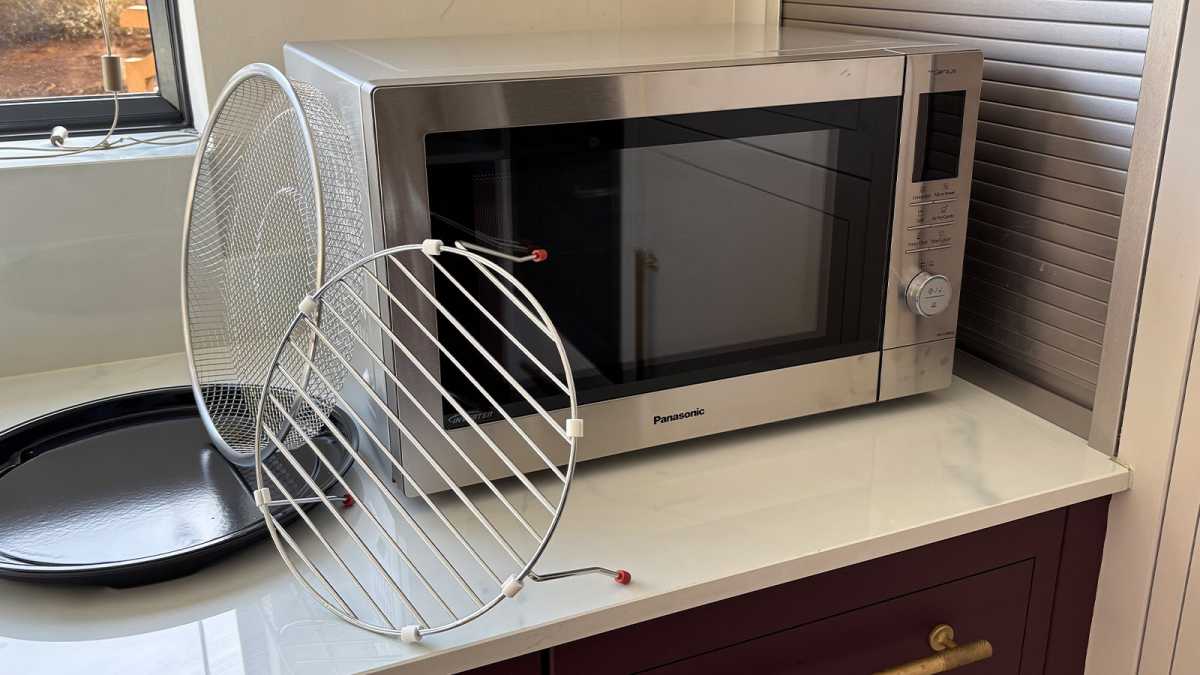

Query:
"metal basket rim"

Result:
[[180, 63, 328, 465]]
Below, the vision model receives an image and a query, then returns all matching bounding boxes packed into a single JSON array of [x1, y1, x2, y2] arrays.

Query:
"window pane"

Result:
[[0, 1, 158, 100]]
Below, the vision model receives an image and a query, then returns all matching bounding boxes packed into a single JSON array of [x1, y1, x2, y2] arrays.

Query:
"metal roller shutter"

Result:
[[782, 0, 1151, 408]]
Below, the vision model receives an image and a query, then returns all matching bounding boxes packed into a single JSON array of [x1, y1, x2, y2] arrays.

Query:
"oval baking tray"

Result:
[[0, 386, 356, 586]]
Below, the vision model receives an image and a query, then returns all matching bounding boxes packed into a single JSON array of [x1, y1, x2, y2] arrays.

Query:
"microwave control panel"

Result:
[[881, 50, 982, 354]]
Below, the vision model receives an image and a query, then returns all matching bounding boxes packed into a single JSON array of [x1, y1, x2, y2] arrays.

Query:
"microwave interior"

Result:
[[422, 97, 922, 429]]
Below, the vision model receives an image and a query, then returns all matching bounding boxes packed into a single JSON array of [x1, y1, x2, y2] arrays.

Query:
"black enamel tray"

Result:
[[0, 386, 356, 586]]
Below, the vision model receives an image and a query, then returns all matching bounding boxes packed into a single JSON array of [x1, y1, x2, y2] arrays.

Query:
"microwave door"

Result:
[[621, 120, 847, 376], [424, 96, 900, 425], [508, 132, 626, 387]]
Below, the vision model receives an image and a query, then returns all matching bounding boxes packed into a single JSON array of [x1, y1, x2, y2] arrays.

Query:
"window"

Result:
[[0, 0, 190, 139]]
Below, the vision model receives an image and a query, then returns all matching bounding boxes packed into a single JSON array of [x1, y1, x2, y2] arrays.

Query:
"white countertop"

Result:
[[0, 354, 1129, 675]]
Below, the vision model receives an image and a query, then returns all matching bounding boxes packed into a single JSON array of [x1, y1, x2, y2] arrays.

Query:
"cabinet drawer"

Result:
[[548, 502, 1107, 675], [645, 561, 1031, 674]]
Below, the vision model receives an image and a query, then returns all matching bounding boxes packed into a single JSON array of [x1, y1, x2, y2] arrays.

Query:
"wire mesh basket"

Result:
[[182, 63, 363, 465]]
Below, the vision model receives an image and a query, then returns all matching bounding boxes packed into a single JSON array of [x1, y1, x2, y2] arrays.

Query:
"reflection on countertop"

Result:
[[0, 353, 1129, 675]]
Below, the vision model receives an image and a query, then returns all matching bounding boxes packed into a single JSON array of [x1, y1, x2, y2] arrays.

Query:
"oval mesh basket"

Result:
[[182, 63, 364, 464]]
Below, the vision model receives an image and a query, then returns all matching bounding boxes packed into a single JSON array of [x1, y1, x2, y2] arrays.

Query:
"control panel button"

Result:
[[908, 200, 959, 229], [910, 180, 957, 204], [905, 271, 953, 318], [904, 226, 954, 253]]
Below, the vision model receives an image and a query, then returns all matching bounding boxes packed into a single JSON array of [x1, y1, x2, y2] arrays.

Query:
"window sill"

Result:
[[0, 130, 197, 171]]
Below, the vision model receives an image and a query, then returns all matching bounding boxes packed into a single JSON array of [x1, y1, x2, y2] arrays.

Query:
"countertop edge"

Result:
[[371, 465, 1129, 675]]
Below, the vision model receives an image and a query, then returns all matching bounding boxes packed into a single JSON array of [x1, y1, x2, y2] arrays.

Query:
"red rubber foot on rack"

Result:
[[614, 570, 631, 585], [531, 248, 549, 263], [342, 495, 355, 508]]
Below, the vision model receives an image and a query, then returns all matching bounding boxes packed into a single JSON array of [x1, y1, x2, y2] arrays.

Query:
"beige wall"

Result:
[[181, 0, 779, 120], [0, 151, 193, 377]]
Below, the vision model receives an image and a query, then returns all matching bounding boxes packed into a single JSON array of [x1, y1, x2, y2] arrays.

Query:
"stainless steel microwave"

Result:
[[285, 24, 982, 490]]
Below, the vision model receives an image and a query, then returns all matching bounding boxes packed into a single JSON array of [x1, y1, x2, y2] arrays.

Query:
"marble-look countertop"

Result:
[[0, 354, 1129, 675]]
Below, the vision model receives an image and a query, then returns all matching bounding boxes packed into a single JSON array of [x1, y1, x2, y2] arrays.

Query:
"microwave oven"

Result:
[[285, 24, 982, 491]]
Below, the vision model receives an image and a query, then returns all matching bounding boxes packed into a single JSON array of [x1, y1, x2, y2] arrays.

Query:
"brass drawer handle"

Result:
[[872, 624, 994, 675]]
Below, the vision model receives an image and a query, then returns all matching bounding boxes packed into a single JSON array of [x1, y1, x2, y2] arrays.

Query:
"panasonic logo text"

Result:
[[653, 408, 705, 425]]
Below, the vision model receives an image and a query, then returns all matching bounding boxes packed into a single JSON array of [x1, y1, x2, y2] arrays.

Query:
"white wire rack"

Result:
[[253, 239, 628, 641]]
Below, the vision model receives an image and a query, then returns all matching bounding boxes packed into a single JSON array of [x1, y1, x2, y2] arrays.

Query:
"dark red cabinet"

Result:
[[639, 562, 1032, 674], [463, 498, 1108, 675], [462, 653, 542, 675]]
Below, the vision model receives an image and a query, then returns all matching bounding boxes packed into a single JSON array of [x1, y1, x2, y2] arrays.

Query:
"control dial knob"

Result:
[[905, 272, 952, 317]]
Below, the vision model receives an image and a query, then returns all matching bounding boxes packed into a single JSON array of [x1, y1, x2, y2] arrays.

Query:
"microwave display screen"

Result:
[[912, 90, 966, 183], [425, 98, 901, 426]]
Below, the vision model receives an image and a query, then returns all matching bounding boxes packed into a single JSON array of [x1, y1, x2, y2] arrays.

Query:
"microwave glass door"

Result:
[[424, 97, 902, 427]]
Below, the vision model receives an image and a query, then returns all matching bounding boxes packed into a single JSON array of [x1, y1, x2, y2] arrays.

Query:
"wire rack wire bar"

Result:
[[332, 279, 560, 508], [314, 307, 546, 542], [390, 254, 570, 396], [450, 241, 555, 339], [298, 311, 528, 566], [383, 255, 572, 440], [280, 340, 504, 585], [269, 369, 481, 611], [261, 464, 396, 629], [355, 268, 566, 482], [261, 422, 431, 626], [274, 347, 485, 606], [273, 519, 356, 615]]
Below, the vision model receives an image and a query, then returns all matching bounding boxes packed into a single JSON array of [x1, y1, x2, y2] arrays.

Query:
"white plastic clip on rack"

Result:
[[253, 239, 629, 641]]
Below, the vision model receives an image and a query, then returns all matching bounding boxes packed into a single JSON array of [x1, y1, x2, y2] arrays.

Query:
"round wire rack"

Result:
[[182, 63, 363, 465], [253, 240, 628, 641]]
